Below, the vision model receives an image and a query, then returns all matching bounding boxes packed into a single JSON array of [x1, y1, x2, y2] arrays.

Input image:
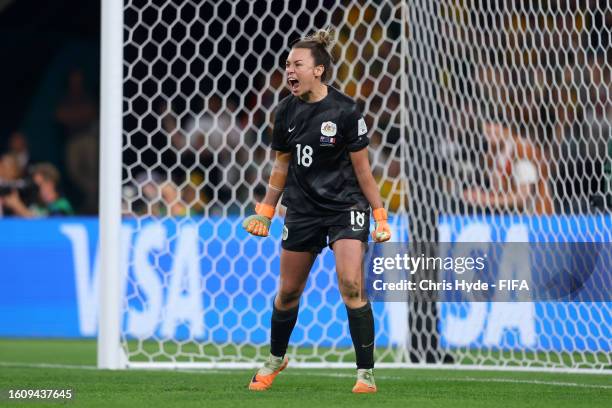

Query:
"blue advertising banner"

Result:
[[0, 215, 609, 353]]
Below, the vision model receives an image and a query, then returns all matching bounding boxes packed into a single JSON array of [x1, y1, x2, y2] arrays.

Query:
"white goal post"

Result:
[[99, 0, 611, 372], [99, 0, 125, 370]]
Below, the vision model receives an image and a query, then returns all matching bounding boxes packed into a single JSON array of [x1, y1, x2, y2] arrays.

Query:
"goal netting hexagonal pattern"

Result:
[[110, 0, 611, 371]]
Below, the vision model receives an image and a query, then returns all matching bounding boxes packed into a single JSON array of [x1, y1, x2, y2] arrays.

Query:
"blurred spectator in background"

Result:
[[56, 68, 99, 214], [185, 95, 244, 214], [65, 124, 99, 214], [374, 156, 406, 213], [551, 52, 611, 212], [0, 152, 25, 217], [122, 170, 207, 217], [463, 122, 554, 215], [0, 162, 73, 217], [122, 171, 163, 216], [56, 69, 96, 137], [181, 171, 207, 215], [6, 131, 29, 173], [160, 101, 200, 174], [0, 152, 23, 182], [158, 180, 188, 216]]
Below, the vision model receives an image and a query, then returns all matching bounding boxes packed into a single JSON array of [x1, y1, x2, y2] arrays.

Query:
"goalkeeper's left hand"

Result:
[[372, 208, 391, 242], [242, 203, 275, 237]]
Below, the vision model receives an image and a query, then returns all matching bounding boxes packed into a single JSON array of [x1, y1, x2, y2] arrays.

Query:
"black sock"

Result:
[[270, 303, 299, 357], [347, 302, 375, 369]]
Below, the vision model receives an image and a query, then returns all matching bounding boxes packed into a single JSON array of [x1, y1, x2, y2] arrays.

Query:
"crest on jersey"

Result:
[[321, 121, 337, 136], [358, 117, 368, 136]]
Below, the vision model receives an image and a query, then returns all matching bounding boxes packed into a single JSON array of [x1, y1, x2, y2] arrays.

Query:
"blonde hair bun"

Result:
[[304, 27, 335, 50]]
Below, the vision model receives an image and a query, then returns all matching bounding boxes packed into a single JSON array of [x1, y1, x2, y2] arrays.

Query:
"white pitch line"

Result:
[[285, 372, 401, 380], [1, 361, 610, 390], [455, 376, 612, 390], [0, 361, 97, 370], [284, 371, 612, 390]]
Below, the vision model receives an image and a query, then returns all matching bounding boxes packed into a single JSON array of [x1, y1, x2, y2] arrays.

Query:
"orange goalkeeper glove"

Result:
[[242, 203, 275, 237], [372, 208, 391, 242]]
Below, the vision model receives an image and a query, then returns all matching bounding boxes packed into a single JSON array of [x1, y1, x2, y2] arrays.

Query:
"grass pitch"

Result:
[[0, 339, 610, 408]]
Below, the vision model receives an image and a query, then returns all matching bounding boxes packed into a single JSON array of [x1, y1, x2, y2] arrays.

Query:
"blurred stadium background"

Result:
[[0, 0, 611, 404]]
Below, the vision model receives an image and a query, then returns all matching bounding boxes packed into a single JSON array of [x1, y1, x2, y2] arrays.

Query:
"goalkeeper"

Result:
[[243, 27, 390, 394]]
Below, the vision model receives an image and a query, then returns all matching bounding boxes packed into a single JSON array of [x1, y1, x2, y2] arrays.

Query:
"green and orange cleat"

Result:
[[352, 368, 377, 393], [248, 355, 289, 391]]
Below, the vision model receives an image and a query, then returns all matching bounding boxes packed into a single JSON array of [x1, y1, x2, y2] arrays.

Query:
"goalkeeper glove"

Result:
[[372, 208, 391, 242], [242, 203, 274, 237]]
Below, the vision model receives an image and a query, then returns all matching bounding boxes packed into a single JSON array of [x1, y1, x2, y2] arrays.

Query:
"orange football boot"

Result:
[[352, 369, 377, 393], [248, 356, 288, 391]]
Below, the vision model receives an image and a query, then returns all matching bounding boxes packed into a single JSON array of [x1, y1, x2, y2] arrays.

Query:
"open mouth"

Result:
[[288, 78, 300, 92]]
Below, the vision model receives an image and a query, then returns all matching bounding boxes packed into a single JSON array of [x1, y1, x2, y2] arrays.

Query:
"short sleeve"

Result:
[[343, 105, 369, 152], [270, 104, 290, 152]]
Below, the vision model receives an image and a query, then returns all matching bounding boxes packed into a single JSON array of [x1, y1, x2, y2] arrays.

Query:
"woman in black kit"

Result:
[[243, 28, 391, 394]]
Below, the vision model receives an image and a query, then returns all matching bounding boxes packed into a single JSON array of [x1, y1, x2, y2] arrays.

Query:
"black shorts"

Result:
[[281, 209, 370, 254]]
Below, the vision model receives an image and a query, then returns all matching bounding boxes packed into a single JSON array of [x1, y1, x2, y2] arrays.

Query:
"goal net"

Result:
[[104, 0, 611, 371]]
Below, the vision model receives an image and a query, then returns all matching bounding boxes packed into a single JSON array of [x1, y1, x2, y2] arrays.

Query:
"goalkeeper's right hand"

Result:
[[372, 207, 391, 242], [242, 203, 275, 237]]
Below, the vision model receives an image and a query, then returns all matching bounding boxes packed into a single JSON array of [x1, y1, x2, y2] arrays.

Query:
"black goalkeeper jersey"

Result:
[[271, 87, 370, 215]]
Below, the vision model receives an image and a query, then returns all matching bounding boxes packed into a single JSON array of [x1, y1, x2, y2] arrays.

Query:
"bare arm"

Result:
[[260, 151, 292, 208], [2, 190, 34, 217], [243, 150, 292, 236], [349, 148, 383, 210]]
